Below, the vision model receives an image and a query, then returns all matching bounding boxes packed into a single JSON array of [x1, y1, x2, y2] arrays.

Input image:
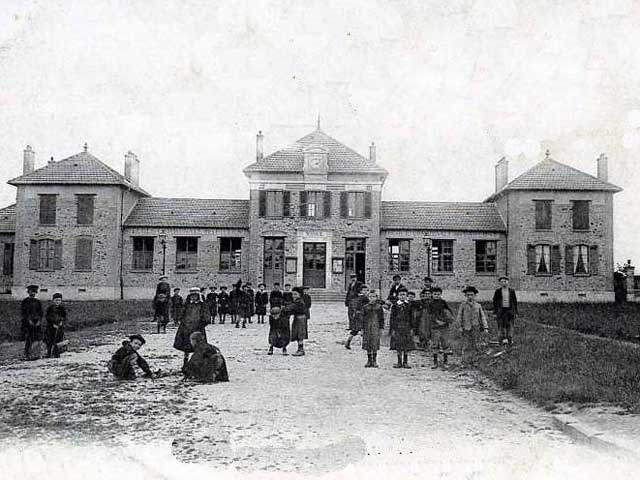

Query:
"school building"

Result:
[[0, 125, 623, 302]]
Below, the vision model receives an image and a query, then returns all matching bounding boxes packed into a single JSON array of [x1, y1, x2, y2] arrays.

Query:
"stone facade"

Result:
[[0, 233, 14, 294]]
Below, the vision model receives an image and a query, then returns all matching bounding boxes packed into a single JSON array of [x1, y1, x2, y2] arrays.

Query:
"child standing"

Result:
[[282, 283, 294, 308], [229, 281, 242, 324], [269, 283, 284, 309], [302, 286, 312, 322], [173, 287, 209, 368], [246, 282, 255, 323], [21, 285, 43, 360], [288, 287, 308, 356], [456, 286, 489, 366], [267, 306, 290, 355], [171, 287, 184, 325], [345, 284, 369, 350], [236, 284, 252, 329], [417, 289, 433, 349], [206, 286, 218, 324], [389, 287, 415, 368], [255, 283, 269, 324], [425, 287, 454, 369], [361, 289, 385, 368], [44, 293, 66, 358], [153, 292, 171, 334], [217, 286, 229, 324]]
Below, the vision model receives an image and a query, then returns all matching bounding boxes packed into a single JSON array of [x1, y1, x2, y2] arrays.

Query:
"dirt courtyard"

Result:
[[0, 303, 637, 479]]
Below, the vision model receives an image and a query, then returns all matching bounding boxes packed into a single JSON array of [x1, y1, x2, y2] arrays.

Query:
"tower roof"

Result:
[[243, 128, 387, 174], [485, 156, 622, 202], [8, 150, 150, 196]]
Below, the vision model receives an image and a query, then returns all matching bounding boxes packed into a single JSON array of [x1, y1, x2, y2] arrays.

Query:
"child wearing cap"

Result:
[[269, 283, 284, 309], [282, 284, 294, 308], [287, 287, 308, 356], [389, 287, 416, 368], [217, 286, 229, 324], [345, 284, 369, 350], [255, 283, 269, 324], [246, 282, 256, 322], [456, 286, 489, 366], [153, 292, 171, 334], [171, 288, 184, 326], [183, 331, 229, 383], [21, 285, 43, 360], [206, 286, 218, 324], [267, 306, 291, 355], [425, 287, 454, 369], [108, 334, 154, 380], [492, 276, 518, 346], [44, 293, 67, 358], [361, 289, 385, 368], [417, 288, 433, 349]]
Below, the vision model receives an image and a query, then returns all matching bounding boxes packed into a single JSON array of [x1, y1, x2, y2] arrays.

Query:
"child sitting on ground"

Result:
[[456, 286, 489, 367], [183, 332, 229, 383], [108, 334, 155, 380]]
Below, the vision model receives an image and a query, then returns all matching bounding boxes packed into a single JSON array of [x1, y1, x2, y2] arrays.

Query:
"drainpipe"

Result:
[[119, 189, 126, 299]]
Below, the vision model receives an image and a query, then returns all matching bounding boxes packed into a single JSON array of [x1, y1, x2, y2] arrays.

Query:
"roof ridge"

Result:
[[382, 200, 495, 206], [296, 129, 369, 161], [545, 157, 620, 188]]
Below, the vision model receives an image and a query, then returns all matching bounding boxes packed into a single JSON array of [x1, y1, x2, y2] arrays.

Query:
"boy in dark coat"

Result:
[[389, 287, 416, 368], [269, 283, 284, 309], [174, 288, 209, 367], [21, 285, 43, 359], [417, 288, 433, 349], [183, 332, 229, 383], [425, 287, 454, 369], [361, 289, 385, 368], [206, 286, 218, 324], [345, 274, 362, 327], [155, 275, 171, 300], [255, 283, 269, 324], [153, 292, 171, 334], [229, 281, 243, 324], [345, 284, 369, 350], [492, 276, 518, 346], [268, 306, 290, 355], [44, 293, 67, 358], [217, 286, 229, 324], [235, 285, 252, 329], [246, 282, 255, 322], [302, 286, 312, 320], [171, 288, 184, 325], [108, 334, 154, 380], [287, 287, 308, 356], [282, 283, 294, 307], [386, 274, 405, 303]]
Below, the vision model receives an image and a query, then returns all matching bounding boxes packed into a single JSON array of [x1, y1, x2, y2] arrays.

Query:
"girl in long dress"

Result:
[[173, 287, 208, 368]]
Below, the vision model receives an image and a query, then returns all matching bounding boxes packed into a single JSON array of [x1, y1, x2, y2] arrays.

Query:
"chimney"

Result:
[[369, 142, 376, 162], [597, 153, 608, 182], [23, 145, 35, 174], [495, 157, 509, 192], [124, 151, 140, 187], [256, 130, 264, 161]]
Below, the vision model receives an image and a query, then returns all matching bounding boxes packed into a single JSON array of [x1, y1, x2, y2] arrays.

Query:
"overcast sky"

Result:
[[1, 0, 639, 265]]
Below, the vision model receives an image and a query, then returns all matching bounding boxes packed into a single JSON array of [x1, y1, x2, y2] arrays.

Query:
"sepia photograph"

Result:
[[1, 1, 640, 478]]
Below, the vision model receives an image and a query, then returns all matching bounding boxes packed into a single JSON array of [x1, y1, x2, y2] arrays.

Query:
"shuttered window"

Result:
[[39, 195, 57, 225], [475, 240, 497, 273], [300, 191, 328, 218], [176, 237, 198, 271], [3, 243, 14, 276], [572, 201, 590, 230], [29, 238, 62, 271], [220, 237, 242, 272], [261, 190, 290, 218], [534, 200, 553, 230], [534, 245, 551, 274], [388, 239, 410, 272], [132, 237, 154, 271], [565, 244, 599, 275], [573, 244, 589, 274], [75, 237, 93, 271], [340, 192, 371, 218], [77, 195, 95, 225]]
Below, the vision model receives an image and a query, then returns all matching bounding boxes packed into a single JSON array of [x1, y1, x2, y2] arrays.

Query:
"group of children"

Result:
[[20, 285, 68, 360], [345, 274, 492, 369]]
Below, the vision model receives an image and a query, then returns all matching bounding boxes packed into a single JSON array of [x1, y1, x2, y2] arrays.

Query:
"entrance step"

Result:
[[307, 289, 344, 303]]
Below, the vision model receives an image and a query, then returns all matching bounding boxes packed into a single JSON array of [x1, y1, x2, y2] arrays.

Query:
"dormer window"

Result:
[[303, 146, 328, 172]]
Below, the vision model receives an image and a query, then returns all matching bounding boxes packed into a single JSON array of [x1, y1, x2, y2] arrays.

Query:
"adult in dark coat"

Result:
[[171, 288, 184, 326], [492, 276, 518, 346], [267, 306, 290, 355], [255, 284, 269, 323], [183, 332, 229, 383], [269, 283, 284, 309], [44, 293, 66, 358], [387, 275, 406, 303], [345, 284, 369, 350], [389, 288, 415, 368], [173, 288, 209, 367], [108, 334, 154, 380], [361, 290, 385, 368], [287, 287, 308, 356], [206, 287, 218, 324], [217, 287, 230, 324], [21, 285, 43, 359]]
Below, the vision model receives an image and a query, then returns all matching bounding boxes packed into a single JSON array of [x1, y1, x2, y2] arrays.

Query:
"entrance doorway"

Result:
[[263, 237, 285, 288], [345, 238, 366, 288], [303, 242, 326, 288]]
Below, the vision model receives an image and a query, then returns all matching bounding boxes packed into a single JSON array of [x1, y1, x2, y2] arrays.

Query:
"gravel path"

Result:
[[0, 303, 637, 479]]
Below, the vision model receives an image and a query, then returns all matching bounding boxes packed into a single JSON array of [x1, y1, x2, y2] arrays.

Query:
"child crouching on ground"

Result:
[[426, 287, 454, 369], [268, 306, 291, 355], [108, 334, 155, 380], [361, 289, 385, 368], [456, 286, 489, 366]]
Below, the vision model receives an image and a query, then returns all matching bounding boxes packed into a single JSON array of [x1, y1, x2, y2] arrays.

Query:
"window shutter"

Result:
[[299, 191, 307, 217], [565, 245, 573, 276], [29, 240, 38, 270], [54, 239, 63, 270], [526, 245, 535, 275], [551, 245, 561, 274], [364, 192, 372, 218], [258, 191, 266, 217], [283, 191, 291, 217], [340, 192, 348, 218], [323, 191, 332, 218], [589, 245, 599, 275]]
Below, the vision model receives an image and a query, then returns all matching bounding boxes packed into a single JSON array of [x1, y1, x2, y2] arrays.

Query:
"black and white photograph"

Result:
[[1, 1, 640, 478]]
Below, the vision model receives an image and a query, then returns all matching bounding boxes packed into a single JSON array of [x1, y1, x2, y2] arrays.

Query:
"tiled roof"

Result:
[[486, 157, 622, 201], [243, 129, 387, 174], [8, 151, 150, 196], [381, 201, 506, 232], [124, 198, 250, 229], [0, 204, 16, 233]]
